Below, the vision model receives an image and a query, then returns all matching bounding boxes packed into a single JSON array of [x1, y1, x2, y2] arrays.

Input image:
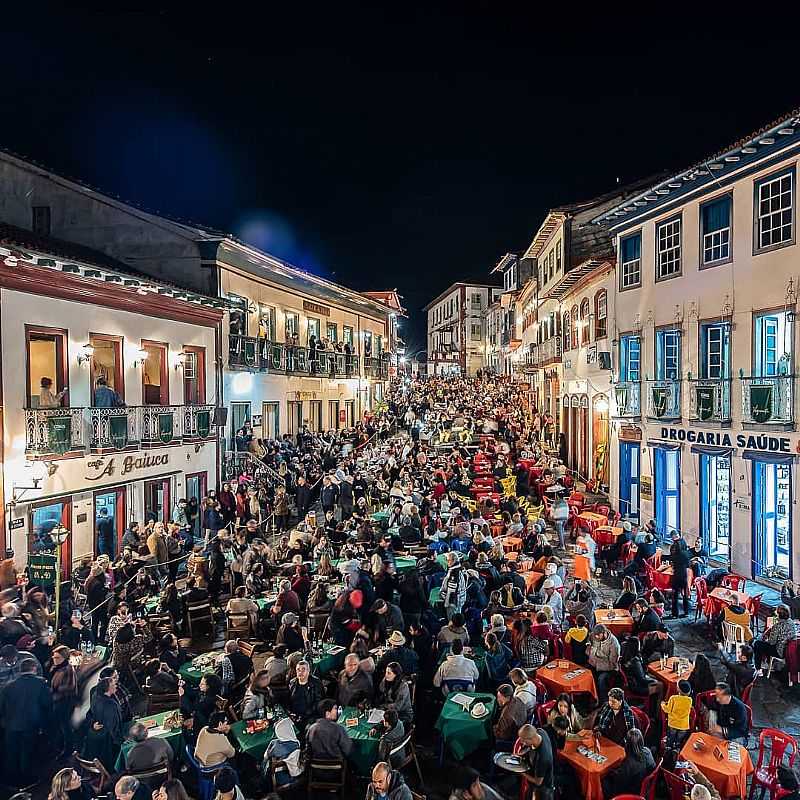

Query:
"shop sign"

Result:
[[303, 300, 330, 317], [659, 426, 794, 453], [294, 391, 318, 400], [619, 425, 642, 442], [28, 554, 57, 586], [640, 475, 652, 500], [86, 452, 170, 481]]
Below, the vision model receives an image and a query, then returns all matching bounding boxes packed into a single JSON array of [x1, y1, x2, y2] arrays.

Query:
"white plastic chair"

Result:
[[722, 620, 746, 658]]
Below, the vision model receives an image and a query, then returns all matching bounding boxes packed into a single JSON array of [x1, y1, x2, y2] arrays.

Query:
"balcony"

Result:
[[612, 381, 641, 418], [261, 340, 286, 372], [229, 334, 261, 369], [741, 375, 794, 427], [535, 337, 562, 368], [26, 403, 217, 457], [285, 346, 310, 374], [25, 407, 86, 456], [645, 379, 682, 421], [688, 378, 732, 425], [363, 356, 381, 378]]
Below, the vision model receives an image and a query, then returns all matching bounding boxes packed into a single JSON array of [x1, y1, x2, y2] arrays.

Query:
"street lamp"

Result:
[[51, 523, 69, 630]]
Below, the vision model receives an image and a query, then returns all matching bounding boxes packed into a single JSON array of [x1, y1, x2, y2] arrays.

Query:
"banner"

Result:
[[158, 413, 174, 444], [109, 414, 129, 449], [695, 385, 715, 421], [47, 415, 72, 454], [750, 385, 773, 424]]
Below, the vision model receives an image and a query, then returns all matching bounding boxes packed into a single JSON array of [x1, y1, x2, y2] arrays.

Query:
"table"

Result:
[[178, 653, 222, 686], [578, 512, 608, 532], [337, 706, 381, 775], [255, 594, 279, 611], [592, 526, 622, 546], [594, 609, 634, 637], [393, 555, 418, 574], [144, 596, 161, 613], [535, 660, 598, 701], [311, 643, 347, 675], [115, 710, 184, 770], [647, 657, 694, 698], [650, 565, 694, 592], [371, 510, 390, 524], [679, 732, 754, 799], [499, 536, 523, 553], [230, 717, 280, 760], [704, 587, 751, 618], [434, 692, 496, 760], [559, 731, 625, 800]]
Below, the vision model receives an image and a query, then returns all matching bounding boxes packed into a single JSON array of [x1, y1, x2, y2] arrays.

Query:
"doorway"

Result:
[[26, 326, 69, 407], [699, 451, 731, 566], [29, 499, 71, 579], [144, 477, 171, 524], [653, 446, 681, 540], [90, 335, 124, 403], [309, 400, 323, 432], [329, 400, 340, 430], [185, 472, 207, 543], [94, 487, 127, 559], [752, 458, 792, 580], [287, 400, 303, 436], [262, 402, 279, 440], [619, 442, 640, 522], [230, 402, 251, 450], [142, 341, 169, 405]]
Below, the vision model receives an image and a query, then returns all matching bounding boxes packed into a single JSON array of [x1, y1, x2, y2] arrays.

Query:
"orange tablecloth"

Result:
[[650, 565, 694, 591], [523, 570, 544, 592], [500, 536, 523, 553], [592, 525, 622, 546], [578, 512, 608, 534], [559, 731, 625, 800], [536, 660, 598, 701], [647, 657, 695, 698], [594, 608, 634, 636], [680, 733, 753, 799], [573, 554, 592, 581], [704, 587, 751, 618]]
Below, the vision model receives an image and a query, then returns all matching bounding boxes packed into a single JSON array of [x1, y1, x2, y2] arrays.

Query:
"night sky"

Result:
[[1, 6, 797, 351]]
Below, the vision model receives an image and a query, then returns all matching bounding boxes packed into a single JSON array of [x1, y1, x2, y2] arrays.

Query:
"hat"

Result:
[[542, 578, 555, 589], [388, 631, 406, 646], [621, 521, 632, 532], [470, 701, 489, 718]]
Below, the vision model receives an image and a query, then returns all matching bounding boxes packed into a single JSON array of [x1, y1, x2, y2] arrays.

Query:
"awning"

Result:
[[690, 444, 734, 457], [647, 440, 681, 450], [742, 450, 796, 465]]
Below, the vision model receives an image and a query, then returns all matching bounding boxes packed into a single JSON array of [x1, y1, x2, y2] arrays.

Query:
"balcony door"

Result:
[[619, 335, 640, 382], [618, 442, 640, 521], [655, 329, 681, 380], [182, 346, 206, 405], [754, 311, 792, 377], [185, 472, 207, 542], [700, 323, 730, 379], [142, 341, 169, 405], [752, 457, 792, 580], [89, 334, 124, 404], [653, 446, 681, 540], [26, 326, 69, 408], [699, 452, 731, 565], [329, 400, 340, 430], [309, 400, 323, 432]]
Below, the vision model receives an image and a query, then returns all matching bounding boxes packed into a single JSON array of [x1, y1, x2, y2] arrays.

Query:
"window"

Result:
[[700, 323, 730, 379], [562, 312, 571, 352], [701, 195, 732, 265], [655, 329, 681, 380], [594, 290, 608, 339], [307, 317, 321, 343], [755, 170, 794, 251], [620, 233, 641, 289], [258, 305, 276, 340], [656, 216, 682, 279], [577, 299, 589, 345], [571, 304, 579, 349], [142, 341, 169, 405], [470, 322, 481, 340], [284, 311, 299, 340], [754, 310, 792, 377], [182, 346, 206, 404], [26, 326, 69, 408], [32, 206, 51, 236], [228, 295, 248, 337], [620, 335, 641, 382], [326, 322, 337, 342], [472, 292, 482, 309], [556, 241, 562, 273], [753, 459, 791, 580]]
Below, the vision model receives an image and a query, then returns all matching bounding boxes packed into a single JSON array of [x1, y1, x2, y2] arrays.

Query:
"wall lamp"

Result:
[[77, 343, 95, 366], [132, 348, 149, 368], [174, 351, 187, 371]]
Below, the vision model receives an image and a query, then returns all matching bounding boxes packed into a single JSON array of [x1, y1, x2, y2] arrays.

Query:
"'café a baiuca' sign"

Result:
[[660, 426, 797, 454], [86, 452, 170, 482]]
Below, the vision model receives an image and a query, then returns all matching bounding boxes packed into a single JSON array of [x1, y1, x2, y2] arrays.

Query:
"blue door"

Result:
[[654, 447, 680, 540], [752, 459, 792, 579], [619, 442, 640, 522], [699, 453, 731, 563]]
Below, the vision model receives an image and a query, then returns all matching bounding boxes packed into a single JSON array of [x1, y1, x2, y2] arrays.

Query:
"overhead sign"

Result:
[[659, 426, 793, 453], [86, 452, 170, 481], [303, 300, 330, 317]]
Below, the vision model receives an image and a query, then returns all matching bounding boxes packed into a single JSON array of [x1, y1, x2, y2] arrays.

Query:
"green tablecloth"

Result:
[[254, 594, 279, 612], [435, 692, 496, 760], [115, 710, 183, 770], [371, 510, 390, 524], [312, 644, 347, 675], [230, 717, 279, 760], [436, 551, 465, 570], [337, 706, 381, 775], [394, 555, 417, 574], [144, 596, 161, 613], [178, 653, 221, 686]]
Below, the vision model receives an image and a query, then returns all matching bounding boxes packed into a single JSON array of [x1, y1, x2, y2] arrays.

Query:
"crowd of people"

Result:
[[1, 375, 799, 800]]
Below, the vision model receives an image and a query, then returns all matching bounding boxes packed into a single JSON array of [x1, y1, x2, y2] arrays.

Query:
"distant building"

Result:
[[424, 282, 501, 376]]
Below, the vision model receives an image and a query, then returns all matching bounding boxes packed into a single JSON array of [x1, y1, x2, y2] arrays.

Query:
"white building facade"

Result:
[[597, 108, 800, 585]]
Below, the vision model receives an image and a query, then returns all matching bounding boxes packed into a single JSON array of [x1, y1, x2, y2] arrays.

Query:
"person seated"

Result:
[[437, 613, 470, 649], [263, 719, 303, 787], [621, 636, 655, 695], [376, 630, 419, 679], [375, 662, 413, 728], [493, 683, 528, 742], [242, 670, 272, 720], [59, 609, 95, 651], [306, 699, 354, 761], [276, 612, 306, 654], [601, 728, 655, 798], [717, 642, 756, 698], [698, 682, 749, 743], [632, 599, 663, 635], [498, 578, 525, 609], [180, 673, 222, 732], [547, 692, 584, 734], [483, 632, 514, 686], [753, 603, 797, 669], [114, 776, 151, 800], [717, 603, 753, 643], [448, 766, 506, 800], [124, 720, 174, 771], [594, 687, 637, 745], [517, 618, 549, 670], [144, 660, 179, 694], [225, 586, 259, 630], [288, 660, 324, 726], [367, 599, 405, 645], [374, 708, 407, 767], [641, 628, 675, 663], [158, 633, 190, 673], [216, 639, 253, 696], [509, 667, 538, 712], [337, 653, 374, 707], [433, 639, 479, 694], [194, 711, 235, 767], [614, 576, 639, 611], [565, 580, 597, 621]]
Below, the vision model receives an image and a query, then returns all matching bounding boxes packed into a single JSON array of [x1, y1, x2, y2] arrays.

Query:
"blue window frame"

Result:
[[656, 329, 681, 380], [619, 442, 640, 521], [699, 452, 731, 561], [701, 195, 732, 265], [653, 446, 681, 541], [620, 233, 642, 289], [619, 335, 641, 381], [754, 311, 791, 377], [752, 459, 791, 580]]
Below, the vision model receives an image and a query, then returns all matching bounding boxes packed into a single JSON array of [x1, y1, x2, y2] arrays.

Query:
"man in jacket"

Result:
[[376, 631, 419, 678], [433, 639, 480, 694], [700, 682, 749, 743], [337, 654, 374, 706], [295, 475, 312, 519], [668, 531, 693, 617], [96, 507, 116, 558], [366, 761, 413, 800], [493, 684, 528, 741], [124, 720, 174, 771], [321, 475, 339, 515], [339, 475, 354, 520], [289, 660, 323, 727], [0, 657, 52, 785], [307, 699, 353, 760]]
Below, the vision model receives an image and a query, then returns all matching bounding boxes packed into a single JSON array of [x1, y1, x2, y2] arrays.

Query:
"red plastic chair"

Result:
[[748, 593, 764, 634], [748, 728, 798, 800], [662, 770, 693, 800], [610, 796, 645, 800], [640, 759, 661, 800], [536, 699, 556, 727], [693, 577, 709, 622], [693, 689, 717, 731], [532, 677, 548, 704], [630, 704, 650, 738], [592, 503, 611, 517], [722, 573, 748, 592]]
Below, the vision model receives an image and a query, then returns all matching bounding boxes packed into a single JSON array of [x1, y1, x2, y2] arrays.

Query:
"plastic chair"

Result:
[[722, 573, 748, 592], [662, 769, 693, 800], [630, 704, 650, 738], [184, 744, 225, 800], [532, 677, 548, 703], [640, 759, 661, 800], [748, 593, 764, 634], [748, 728, 798, 800], [693, 690, 717, 732], [536, 699, 556, 727], [610, 796, 645, 800], [723, 620, 747, 657], [692, 577, 709, 622]]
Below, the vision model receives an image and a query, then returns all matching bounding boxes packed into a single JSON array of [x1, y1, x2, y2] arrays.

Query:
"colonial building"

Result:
[[596, 107, 800, 586], [0, 150, 400, 450], [488, 253, 534, 377], [425, 282, 501, 376], [0, 223, 223, 572]]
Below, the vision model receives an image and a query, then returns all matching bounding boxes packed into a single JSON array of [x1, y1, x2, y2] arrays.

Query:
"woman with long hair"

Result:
[[154, 779, 192, 800], [601, 727, 656, 798], [49, 768, 87, 800], [547, 692, 584, 734], [376, 661, 413, 727], [49, 645, 78, 755], [689, 652, 717, 694]]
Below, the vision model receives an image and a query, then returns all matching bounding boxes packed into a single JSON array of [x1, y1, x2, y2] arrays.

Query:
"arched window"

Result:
[[563, 311, 571, 352], [580, 298, 590, 345], [594, 290, 608, 340], [571, 304, 579, 349]]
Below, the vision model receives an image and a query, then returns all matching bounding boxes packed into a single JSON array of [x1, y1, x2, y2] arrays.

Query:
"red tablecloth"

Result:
[[591, 525, 621, 546], [650, 565, 694, 591]]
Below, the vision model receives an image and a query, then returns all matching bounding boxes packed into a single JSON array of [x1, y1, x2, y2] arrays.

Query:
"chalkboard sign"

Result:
[[28, 554, 57, 586]]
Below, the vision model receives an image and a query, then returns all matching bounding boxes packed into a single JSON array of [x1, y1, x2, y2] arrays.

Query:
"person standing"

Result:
[[96, 507, 116, 559], [517, 723, 555, 800], [39, 376, 67, 408], [49, 644, 78, 757], [668, 530, 692, 618]]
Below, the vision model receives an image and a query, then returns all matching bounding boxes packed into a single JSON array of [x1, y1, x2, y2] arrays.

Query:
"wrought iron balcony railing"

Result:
[[741, 375, 794, 425], [25, 407, 86, 456], [645, 379, 682, 421], [688, 378, 732, 424], [612, 381, 641, 417]]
